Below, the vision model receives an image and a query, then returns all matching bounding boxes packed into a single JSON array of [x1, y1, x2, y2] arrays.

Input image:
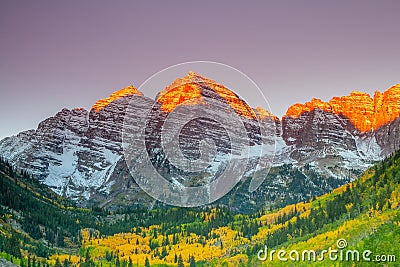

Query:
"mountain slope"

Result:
[[1, 148, 400, 266], [252, 151, 400, 266], [0, 156, 99, 259], [44, 149, 400, 267]]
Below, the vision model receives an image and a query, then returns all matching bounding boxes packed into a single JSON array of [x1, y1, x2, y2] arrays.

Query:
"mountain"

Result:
[[283, 86, 400, 159], [0, 85, 150, 206], [2, 143, 399, 266], [278, 86, 400, 177], [0, 74, 399, 210], [122, 71, 276, 207]]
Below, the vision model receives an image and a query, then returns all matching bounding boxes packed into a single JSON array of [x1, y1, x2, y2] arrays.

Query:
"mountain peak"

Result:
[[254, 107, 278, 121], [92, 85, 143, 112], [350, 90, 371, 97], [186, 70, 205, 79], [285, 98, 331, 118], [156, 72, 257, 119], [160, 71, 216, 96], [285, 85, 400, 132]]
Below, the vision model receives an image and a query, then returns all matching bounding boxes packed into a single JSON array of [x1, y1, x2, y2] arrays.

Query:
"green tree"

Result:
[[145, 257, 150, 267], [5, 232, 21, 258], [55, 258, 62, 267], [189, 255, 196, 267], [63, 259, 71, 267], [85, 249, 91, 263], [116, 255, 120, 267], [161, 246, 168, 259], [177, 254, 184, 267]]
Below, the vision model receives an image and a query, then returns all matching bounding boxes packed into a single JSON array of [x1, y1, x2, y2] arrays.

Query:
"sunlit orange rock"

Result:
[[374, 85, 400, 130], [254, 106, 278, 121], [156, 71, 257, 119], [286, 98, 332, 118], [329, 91, 375, 132], [92, 85, 143, 112], [284, 84, 400, 132]]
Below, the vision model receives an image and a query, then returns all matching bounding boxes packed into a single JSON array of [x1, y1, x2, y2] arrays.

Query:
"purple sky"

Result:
[[1, 0, 400, 140]]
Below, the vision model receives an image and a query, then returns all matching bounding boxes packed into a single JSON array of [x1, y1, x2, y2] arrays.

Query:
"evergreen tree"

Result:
[[105, 251, 113, 262], [55, 258, 62, 267], [189, 255, 196, 267], [5, 232, 21, 258], [145, 257, 150, 267], [85, 248, 91, 262], [161, 246, 168, 259], [63, 259, 71, 267], [177, 254, 184, 267], [116, 255, 120, 267]]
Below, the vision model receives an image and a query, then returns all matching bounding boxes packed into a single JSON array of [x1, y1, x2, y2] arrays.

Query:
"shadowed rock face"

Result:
[[0, 78, 399, 210], [374, 117, 400, 155], [282, 109, 357, 151]]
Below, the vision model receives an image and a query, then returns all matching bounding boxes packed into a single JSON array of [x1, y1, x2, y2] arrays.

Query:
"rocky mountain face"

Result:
[[285, 85, 400, 132], [120, 72, 276, 207], [0, 85, 147, 202], [0, 76, 399, 211], [281, 85, 400, 177]]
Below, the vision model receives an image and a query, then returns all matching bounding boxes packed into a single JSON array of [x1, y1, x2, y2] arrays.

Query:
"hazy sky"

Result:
[[1, 0, 400, 139]]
